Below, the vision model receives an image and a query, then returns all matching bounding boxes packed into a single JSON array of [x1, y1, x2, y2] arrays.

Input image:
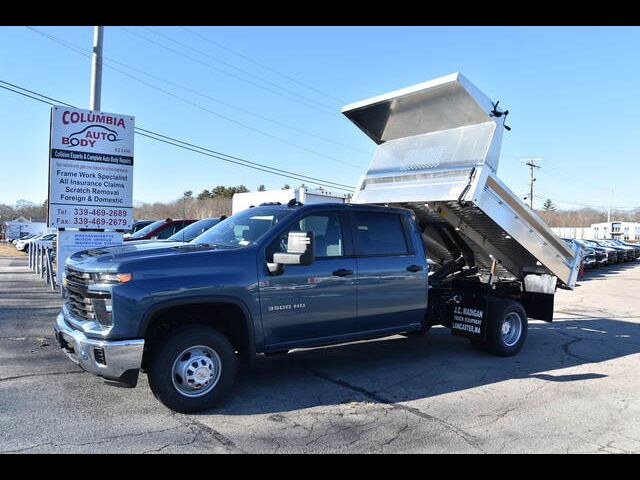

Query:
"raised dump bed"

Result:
[[343, 73, 581, 289]]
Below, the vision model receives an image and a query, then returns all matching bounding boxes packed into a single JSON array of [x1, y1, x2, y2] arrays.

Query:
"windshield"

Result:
[[129, 220, 165, 239], [191, 208, 294, 248], [168, 218, 221, 242]]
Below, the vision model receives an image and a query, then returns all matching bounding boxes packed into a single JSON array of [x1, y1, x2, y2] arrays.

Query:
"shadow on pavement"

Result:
[[203, 317, 640, 416], [577, 260, 639, 282]]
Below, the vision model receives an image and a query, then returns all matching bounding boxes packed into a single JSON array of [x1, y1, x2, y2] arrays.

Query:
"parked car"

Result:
[[599, 239, 635, 262], [16, 233, 53, 252], [563, 239, 596, 268], [32, 233, 56, 251], [125, 218, 223, 245], [123, 219, 196, 242], [123, 220, 156, 239], [167, 218, 222, 243], [612, 239, 640, 259], [572, 239, 608, 267], [582, 240, 618, 264], [12, 233, 36, 246]]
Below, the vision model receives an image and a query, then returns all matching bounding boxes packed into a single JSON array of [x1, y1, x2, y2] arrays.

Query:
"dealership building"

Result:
[[552, 221, 640, 241]]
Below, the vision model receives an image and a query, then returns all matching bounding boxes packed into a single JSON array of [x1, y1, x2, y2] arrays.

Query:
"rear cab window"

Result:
[[352, 211, 409, 256]]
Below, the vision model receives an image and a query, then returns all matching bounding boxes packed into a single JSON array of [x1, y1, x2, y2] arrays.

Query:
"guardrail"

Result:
[[28, 242, 57, 291]]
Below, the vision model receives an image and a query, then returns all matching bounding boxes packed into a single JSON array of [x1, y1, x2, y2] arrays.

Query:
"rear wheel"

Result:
[[147, 325, 237, 413], [470, 299, 527, 357]]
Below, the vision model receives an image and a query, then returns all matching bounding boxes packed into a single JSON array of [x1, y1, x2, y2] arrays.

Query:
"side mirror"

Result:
[[151, 235, 158, 240], [268, 231, 315, 274]]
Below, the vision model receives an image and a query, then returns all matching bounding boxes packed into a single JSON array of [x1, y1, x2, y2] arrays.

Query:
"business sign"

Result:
[[450, 294, 488, 341], [48, 106, 135, 229], [56, 230, 124, 289]]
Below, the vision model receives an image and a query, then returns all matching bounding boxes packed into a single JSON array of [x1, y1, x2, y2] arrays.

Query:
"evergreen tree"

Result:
[[543, 198, 557, 211]]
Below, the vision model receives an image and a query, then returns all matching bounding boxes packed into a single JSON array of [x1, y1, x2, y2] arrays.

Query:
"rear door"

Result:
[[351, 210, 427, 333]]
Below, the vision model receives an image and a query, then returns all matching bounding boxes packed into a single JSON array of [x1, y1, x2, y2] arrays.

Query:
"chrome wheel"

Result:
[[171, 345, 222, 398], [501, 312, 522, 347]]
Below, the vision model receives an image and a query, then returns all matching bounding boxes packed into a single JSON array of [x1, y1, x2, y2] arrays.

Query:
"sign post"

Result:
[[48, 105, 135, 288]]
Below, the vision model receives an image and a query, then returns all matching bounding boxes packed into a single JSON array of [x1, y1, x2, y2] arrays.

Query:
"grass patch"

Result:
[[0, 242, 27, 257]]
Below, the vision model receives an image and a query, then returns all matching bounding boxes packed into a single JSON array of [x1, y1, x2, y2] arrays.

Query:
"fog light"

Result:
[[94, 348, 106, 366]]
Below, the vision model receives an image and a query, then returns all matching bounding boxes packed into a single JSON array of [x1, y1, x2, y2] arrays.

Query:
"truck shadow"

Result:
[[206, 317, 640, 416]]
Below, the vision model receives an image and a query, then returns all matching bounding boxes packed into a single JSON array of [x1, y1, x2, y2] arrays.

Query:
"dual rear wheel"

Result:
[[470, 298, 528, 356]]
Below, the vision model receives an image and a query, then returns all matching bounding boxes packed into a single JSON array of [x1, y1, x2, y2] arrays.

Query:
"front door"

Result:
[[258, 211, 357, 348]]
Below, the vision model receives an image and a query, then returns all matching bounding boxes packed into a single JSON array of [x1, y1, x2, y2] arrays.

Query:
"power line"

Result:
[[533, 194, 640, 210], [140, 26, 339, 112], [24, 26, 364, 170], [0, 80, 356, 193], [180, 26, 346, 104], [24, 26, 367, 154], [117, 26, 336, 116]]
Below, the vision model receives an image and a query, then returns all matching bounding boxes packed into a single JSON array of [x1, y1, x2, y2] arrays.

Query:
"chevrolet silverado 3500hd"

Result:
[[54, 73, 581, 413]]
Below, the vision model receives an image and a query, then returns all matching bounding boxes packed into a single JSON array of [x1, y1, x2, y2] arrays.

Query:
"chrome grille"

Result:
[[65, 267, 97, 321], [65, 267, 92, 288]]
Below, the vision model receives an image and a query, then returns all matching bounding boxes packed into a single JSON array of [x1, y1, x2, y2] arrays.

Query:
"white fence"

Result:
[[28, 241, 57, 291]]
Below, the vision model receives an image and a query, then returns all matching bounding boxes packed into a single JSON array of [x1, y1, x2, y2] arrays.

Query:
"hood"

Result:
[[66, 241, 214, 272]]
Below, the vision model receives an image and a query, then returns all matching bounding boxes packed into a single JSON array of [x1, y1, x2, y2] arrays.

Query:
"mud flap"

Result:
[[521, 292, 554, 322], [450, 290, 489, 342]]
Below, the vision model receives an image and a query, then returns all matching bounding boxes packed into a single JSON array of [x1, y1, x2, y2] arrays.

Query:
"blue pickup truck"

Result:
[[55, 202, 536, 413], [54, 74, 580, 413]]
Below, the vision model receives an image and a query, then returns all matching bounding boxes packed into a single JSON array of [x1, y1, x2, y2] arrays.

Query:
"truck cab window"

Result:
[[271, 212, 344, 260], [353, 212, 408, 256]]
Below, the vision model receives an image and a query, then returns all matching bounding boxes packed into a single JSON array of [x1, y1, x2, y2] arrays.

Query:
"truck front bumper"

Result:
[[54, 312, 145, 386]]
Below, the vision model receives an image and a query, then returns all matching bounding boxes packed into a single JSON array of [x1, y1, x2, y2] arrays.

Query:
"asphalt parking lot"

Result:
[[1, 255, 639, 454]]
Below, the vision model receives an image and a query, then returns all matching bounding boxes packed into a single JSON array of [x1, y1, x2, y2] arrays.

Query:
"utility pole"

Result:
[[607, 189, 614, 223], [90, 26, 104, 111], [524, 157, 542, 209]]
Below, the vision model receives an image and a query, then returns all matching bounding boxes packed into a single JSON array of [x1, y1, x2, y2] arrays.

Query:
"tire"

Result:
[[470, 298, 527, 357], [147, 325, 237, 413]]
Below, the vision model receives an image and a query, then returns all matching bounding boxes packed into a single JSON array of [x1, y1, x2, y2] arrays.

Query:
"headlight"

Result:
[[96, 272, 133, 284]]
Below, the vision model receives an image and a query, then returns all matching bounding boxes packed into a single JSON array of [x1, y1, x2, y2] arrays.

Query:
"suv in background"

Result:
[[123, 219, 196, 242], [572, 239, 608, 267], [563, 238, 596, 268], [612, 239, 640, 259], [599, 239, 635, 262], [583, 240, 618, 264]]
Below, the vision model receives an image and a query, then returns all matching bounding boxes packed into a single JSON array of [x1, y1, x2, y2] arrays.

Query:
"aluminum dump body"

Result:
[[343, 73, 581, 288]]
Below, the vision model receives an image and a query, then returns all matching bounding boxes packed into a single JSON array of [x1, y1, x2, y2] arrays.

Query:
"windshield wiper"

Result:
[[175, 243, 217, 250]]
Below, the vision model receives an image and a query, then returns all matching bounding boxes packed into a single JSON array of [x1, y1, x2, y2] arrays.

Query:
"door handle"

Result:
[[333, 268, 354, 277], [406, 265, 424, 272]]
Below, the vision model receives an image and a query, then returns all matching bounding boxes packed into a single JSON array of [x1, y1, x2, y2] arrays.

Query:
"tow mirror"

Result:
[[268, 231, 315, 274]]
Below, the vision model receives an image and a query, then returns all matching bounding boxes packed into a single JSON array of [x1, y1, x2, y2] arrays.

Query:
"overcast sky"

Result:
[[1, 26, 638, 210]]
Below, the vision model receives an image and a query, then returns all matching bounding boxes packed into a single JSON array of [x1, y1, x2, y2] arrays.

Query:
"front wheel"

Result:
[[147, 325, 237, 413], [470, 299, 527, 357]]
